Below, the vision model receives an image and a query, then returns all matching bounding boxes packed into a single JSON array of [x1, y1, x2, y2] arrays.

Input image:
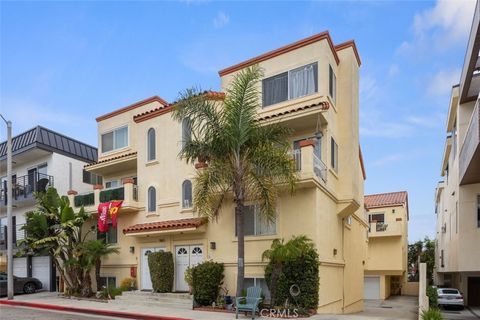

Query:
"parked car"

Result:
[[437, 288, 464, 309], [0, 272, 43, 295]]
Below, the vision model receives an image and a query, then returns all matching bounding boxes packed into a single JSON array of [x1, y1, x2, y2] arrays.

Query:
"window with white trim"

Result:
[[97, 223, 117, 244], [243, 277, 271, 300], [182, 119, 191, 148], [98, 276, 116, 288], [330, 137, 338, 172], [105, 180, 119, 189], [262, 62, 318, 108], [235, 205, 276, 236], [329, 65, 336, 103], [182, 180, 192, 208], [101, 126, 128, 153], [148, 187, 156, 212], [147, 128, 156, 161]]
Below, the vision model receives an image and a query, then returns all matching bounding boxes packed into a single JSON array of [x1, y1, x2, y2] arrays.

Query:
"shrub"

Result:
[[265, 239, 319, 309], [192, 261, 224, 306], [184, 266, 193, 288], [120, 277, 137, 291], [148, 251, 174, 293], [421, 308, 443, 320], [99, 286, 124, 299], [426, 286, 438, 308]]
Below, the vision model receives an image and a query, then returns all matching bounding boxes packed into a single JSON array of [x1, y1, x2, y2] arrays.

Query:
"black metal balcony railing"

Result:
[[99, 186, 125, 203], [1, 173, 54, 205], [0, 223, 26, 250], [74, 192, 95, 207]]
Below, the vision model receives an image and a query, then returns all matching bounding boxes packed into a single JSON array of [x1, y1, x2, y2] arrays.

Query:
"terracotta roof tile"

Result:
[[133, 91, 225, 123], [123, 217, 207, 234], [364, 191, 408, 209], [257, 100, 329, 121], [96, 96, 169, 122], [84, 151, 137, 168]]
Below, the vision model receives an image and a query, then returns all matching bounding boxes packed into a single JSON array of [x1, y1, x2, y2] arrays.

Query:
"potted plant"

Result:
[[222, 287, 233, 310], [184, 266, 194, 294]]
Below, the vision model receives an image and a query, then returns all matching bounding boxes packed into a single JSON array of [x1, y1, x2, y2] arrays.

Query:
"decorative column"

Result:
[[93, 184, 103, 204], [122, 178, 135, 203], [67, 190, 77, 207], [299, 139, 315, 175]]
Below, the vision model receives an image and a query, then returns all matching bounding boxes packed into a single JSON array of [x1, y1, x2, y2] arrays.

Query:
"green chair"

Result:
[[235, 286, 262, 320]]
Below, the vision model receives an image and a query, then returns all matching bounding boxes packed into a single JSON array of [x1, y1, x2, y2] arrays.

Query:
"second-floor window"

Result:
[[262, 62, 318, 108], [235, 205, 276, 236], [97, 223, 117, 244], [105, 180, 119, 189], [102, 126, 128, 153], [182, 180, 192, 208], [83, 170, 103, 185], [148, 186, 156, 212], [147, 128, 156, 161]]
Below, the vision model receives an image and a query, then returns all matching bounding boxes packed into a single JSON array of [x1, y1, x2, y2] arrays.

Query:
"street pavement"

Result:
[[0, 305, 124, 320], [440, 307, 480, 320]]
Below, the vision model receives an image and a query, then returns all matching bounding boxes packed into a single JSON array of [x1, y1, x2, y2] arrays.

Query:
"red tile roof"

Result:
[[364, 191, 408, 209], [257, 100, 329, 121], [84, 151, 137, 168], [133, 91, 225, 123], [123, 217, 207, 234], [96, 96, 169, 122]]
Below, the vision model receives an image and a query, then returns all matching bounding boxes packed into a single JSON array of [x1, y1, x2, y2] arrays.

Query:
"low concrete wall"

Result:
[[418, 263, 429, 320], [402, 281, 419, 296]]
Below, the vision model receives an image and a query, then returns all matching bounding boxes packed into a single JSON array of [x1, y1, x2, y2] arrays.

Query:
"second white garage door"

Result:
[[364, 276, 381, 300], [32, 256, 50, 291], [13, 257, 27, 277]]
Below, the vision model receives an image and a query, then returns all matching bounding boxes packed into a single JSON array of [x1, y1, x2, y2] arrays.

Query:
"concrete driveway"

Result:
[[314, 296, 418, 320], [440, 306, 480, 320]]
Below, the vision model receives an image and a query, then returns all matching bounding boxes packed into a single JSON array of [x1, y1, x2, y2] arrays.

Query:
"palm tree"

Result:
[[83, 239, 120, 292], [262, 235, 314, 305], [172, 65, 298, 296]]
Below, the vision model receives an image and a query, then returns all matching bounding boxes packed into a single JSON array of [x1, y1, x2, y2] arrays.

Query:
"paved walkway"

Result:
[[1, 292, 419, 320]]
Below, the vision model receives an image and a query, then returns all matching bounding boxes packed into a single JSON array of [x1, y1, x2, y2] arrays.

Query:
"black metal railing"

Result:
[[74, 192, 95, 207], [1, 173, 54, 205], [99, 186, 125, 203], [0, 223, 26, 250]]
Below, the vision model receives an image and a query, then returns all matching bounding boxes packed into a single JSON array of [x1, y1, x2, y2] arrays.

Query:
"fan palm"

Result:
[[82, 239, 120, 292], [262, 235, 315, 305], [172, 65, 298, 296]]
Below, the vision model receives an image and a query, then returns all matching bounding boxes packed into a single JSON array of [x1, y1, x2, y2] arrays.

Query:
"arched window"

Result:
[[147, 128, 156, 161], [182, 119, 191, 148], [148, 186, 156, 212], [182, 180, 192, 208]]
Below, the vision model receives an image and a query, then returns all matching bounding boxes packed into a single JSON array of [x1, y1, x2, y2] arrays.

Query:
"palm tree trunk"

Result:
[[95, 258, 102, 292], [235, 202, 245, 297]]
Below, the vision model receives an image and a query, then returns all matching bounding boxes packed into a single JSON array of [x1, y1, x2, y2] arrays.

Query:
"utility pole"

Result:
[[1, 114, 13, 299]]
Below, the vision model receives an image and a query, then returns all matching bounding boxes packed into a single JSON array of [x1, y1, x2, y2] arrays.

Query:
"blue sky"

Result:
[[0, 1, 476, 243]]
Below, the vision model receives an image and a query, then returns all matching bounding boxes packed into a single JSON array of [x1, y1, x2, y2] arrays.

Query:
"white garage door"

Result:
[[13, 257, 27, 277], [364, 276, 380, 299], [32, 256, 50, 291]]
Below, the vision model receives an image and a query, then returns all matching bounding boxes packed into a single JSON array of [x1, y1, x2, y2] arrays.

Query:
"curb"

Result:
[[0, 299, 192, 320]]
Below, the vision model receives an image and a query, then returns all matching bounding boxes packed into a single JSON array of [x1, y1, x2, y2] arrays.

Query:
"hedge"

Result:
[[148, 251, 174, 293], [192, 261, 224, 306], [265, 247, 319, 309]]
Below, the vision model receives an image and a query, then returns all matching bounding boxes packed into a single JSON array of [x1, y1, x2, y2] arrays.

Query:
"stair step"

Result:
[[115, 296, 192, 304]]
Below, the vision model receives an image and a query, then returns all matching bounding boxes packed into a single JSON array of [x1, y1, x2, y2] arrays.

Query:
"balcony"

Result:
[[0, 223, 26, 250], [368, 222, 402, 238], [0, 173, 54, 208], [291, 140, 327, 185], [69, 179, 140, 214], [459, 96, 480, 185]]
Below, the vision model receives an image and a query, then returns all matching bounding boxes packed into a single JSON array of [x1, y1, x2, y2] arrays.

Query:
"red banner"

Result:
[[97, 201, 123, 233]]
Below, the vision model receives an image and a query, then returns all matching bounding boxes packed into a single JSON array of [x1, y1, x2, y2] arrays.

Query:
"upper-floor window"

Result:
[[148, 186, 156, 212], [101, 126, 128, 153], [105, 180, 119, 189], [182, 180, 192, 208], [235, 205, 276, 236], [182, 119, 192, 148], [329, 65, 336, 103], [369, 213, 385, 224], [330, 137, 338, 172], [147, 128, 156, 161], [262, 62, 318, 108], [83, 170, 103, 185]]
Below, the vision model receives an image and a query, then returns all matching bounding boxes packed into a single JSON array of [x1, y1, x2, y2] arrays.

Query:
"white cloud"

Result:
[[213, 11, 229, 29], [399, 0, 475, 54], [426, 68, 461, 97], [406, 113, 445, 128], [388, 64, 400, 77], [372, 153, 406, 167]]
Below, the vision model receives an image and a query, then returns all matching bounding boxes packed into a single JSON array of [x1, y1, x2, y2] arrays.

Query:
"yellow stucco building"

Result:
[[363, 192, 409, 300], [69, 31, 369, 314]]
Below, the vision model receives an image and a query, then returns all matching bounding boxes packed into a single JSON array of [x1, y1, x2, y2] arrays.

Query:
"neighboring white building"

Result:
[[435, 1, 480, 307], [0, 126, 98, 291]]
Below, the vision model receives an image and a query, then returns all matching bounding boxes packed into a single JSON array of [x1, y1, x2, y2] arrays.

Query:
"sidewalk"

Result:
[[0, 292, 418, 320]]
